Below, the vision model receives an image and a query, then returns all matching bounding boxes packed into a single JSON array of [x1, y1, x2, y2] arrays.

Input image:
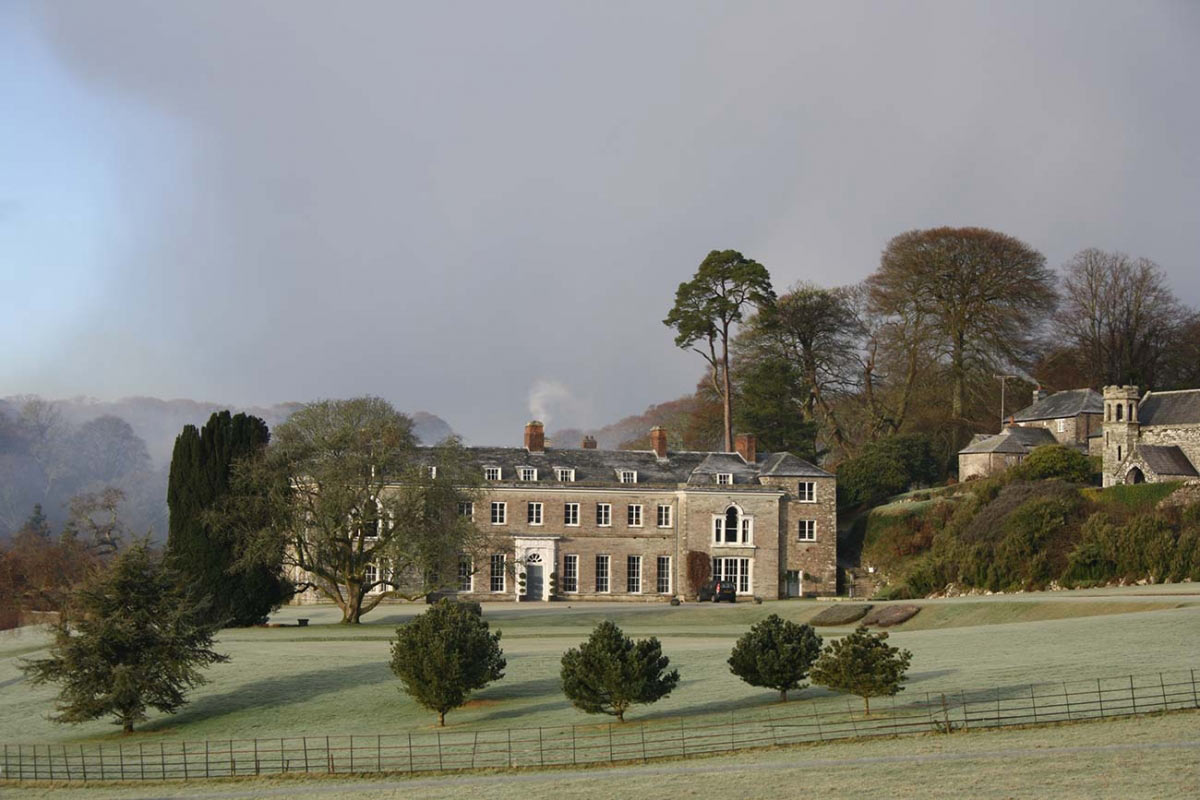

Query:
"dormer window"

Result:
[[618, 470, 637, 484], [518, 467, 538, 481], [716, 473, 733, 485], [484, 466, 502, 481], [555, 467, 576, 482]]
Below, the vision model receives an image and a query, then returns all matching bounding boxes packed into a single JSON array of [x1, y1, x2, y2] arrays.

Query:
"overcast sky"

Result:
[[2, 1, 1198, 445]]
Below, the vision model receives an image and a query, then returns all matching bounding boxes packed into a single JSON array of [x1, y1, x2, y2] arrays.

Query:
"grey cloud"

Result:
[[16, 0, 1200, 443]]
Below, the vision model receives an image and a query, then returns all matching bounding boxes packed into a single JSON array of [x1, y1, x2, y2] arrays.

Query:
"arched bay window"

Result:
[[713, 505, 752, 544]]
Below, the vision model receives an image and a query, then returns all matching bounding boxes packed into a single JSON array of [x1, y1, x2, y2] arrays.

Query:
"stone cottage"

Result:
[[958, 388, 1103, 480]]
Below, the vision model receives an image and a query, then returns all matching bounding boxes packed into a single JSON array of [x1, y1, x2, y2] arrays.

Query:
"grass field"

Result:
[[2, 586, 1200, 749], [5, 710, 1199, 799]]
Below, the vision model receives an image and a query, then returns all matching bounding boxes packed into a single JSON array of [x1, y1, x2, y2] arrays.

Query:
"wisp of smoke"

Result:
[[528, 379, 572, 429]]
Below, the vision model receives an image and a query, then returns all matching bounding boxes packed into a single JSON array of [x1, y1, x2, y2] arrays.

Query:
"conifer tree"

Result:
[[728, 614, 823, 701], [21, 542, 227, 732], [166, 411, 291, 626], [810, 626, 912, 715], [389, 600, 506, 726], [560, 621, 679, 722]]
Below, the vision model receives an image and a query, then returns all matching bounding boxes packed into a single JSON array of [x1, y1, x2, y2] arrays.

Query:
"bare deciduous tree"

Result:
[[1053, 249, 1196, 389]]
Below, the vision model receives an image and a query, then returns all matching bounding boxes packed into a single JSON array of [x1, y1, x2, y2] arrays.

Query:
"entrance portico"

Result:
[[513, 536, 560, 601]]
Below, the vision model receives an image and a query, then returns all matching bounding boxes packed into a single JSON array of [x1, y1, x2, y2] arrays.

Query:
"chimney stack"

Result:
[[524, 421, 545, 453], [1034, 387, 1049, 404], [650, 426, 668, 459], [734, 433, 757, 464], [581, 435, 597, 449]]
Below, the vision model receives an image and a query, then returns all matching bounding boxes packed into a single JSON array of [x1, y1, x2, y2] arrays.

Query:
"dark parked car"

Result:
[[698, 579, 737, 603]]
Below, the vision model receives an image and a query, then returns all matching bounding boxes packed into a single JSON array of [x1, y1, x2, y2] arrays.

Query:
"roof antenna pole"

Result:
[[994, 375, 1017, 429]]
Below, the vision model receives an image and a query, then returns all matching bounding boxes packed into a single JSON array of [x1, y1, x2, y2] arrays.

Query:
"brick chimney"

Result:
[[1033, 387, 1049, 404], [650, 426, 668, 459], [734, 433, 756, 464], [581, 435, 597, 449], [524, 421, 545, 453]]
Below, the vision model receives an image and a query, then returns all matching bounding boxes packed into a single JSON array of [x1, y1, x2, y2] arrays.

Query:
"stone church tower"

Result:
[[1102, 385, 1141, 487]]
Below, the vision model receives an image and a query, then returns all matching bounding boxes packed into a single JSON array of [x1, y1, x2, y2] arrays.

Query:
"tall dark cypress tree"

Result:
[[166, 411, 291, 626]]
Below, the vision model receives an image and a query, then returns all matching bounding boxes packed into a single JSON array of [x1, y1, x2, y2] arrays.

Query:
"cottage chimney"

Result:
[[650, 426, 668, 459], [581, 435, 597, 450], [734, 433, 757, 464], [1033, 387, 1049, 404], [524, 421, 545, 453]]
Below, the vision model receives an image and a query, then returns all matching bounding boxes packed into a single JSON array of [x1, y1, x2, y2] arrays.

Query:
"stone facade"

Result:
[[295, 423, 839, 603], [957, 388, 1103, 480], [1101, 386, 1200, 487]]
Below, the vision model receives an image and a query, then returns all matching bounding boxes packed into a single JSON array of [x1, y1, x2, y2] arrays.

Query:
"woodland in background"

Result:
[[563, 235, 1200, 496]]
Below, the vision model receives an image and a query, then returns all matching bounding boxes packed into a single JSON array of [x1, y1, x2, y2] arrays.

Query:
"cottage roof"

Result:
[[1012, 389, 1104, 422], [1138, 389, 1200, 426], [417, 444, 827, 486], [1135, 445, 1199, 477], [957, 426, 1057, 455]]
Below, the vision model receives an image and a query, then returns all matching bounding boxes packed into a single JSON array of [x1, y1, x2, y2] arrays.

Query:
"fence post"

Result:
[[118, 742, 124, 780], [230, 739, 235, 777], [729, 710, 736, 751], [538, 727, 544, 767], [814, 701, 824, 741], [470, 732, 477, 769], [183, 742, 189, 780], [1030, 685, 1038, 724], [81, 744, 87, 781], [325, 736, 332, 774], [63, 745, 71, 781], [99, 743, 104, 780], [572, 725, 578, 765], [942, 694, 951, 733], [640, 724, 647, 763], [1097, 678, 1105, 718], [255, 737, 261, 776], [1160, 672, 1169, 711], [608, 724, 614, 763], [995, 687, 1001, 726], [959, 690, 969, 731], [409, 732, 415, 773], [137, 743, 144, 781], [768, 705, 778, 746], [379, 734, 383, 773], [159, 742, 166, 780], [679, 716, 687, 757], [1192, 669, 1199, 709], [1063, 682, 1072, 721], [1129, 675, 1137, 715], [505, 729, 511, 769], [303, 737, 310, 773], [848, 699, 858, 736], [205, 740, 210, 778], [347, 735, 352, 774], [436, 731, 443, 772]]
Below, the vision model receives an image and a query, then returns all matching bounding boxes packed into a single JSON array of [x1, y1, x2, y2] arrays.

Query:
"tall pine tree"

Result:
[[167, 412, 291, 626]]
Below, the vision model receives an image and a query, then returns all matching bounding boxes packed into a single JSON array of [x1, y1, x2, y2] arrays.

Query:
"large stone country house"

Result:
[[445, 422, 836, 601], [295, 422, 838, 603], [958, 385, 1200, 487]]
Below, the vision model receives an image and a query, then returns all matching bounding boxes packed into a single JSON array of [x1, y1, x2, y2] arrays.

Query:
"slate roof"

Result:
[[414, 444, 829, 487], [1136, 445, 1199, 477], [958, 426, 1057, 455], [1012, 389, 1104, 422], [1138, 390, 1200, 426]]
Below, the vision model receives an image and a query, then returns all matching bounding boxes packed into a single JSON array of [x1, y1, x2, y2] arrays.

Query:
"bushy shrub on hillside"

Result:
[[1011, 445, 1096, 484], [837, 434, 940, 509]]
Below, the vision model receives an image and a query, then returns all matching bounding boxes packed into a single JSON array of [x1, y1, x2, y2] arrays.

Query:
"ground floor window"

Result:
[[563, 554, 578, 593], [627, 555, 642, 593], [712, 557, 751, 594], [656, 555, 671, 594], [365, 563, 379, 590], [458, 557, 473, 592], [490, 554, 506, 593], [596, 555, 610, 593]]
